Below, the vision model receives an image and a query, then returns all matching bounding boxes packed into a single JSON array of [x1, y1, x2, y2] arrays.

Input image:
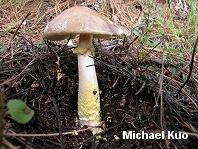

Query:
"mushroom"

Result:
[[43, 6, 131, 134]]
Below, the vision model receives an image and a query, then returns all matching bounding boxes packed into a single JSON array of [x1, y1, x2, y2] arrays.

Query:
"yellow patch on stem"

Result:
[[56, 56, 63, 81], [73, 47, 95, 56], [78, 82, 100, 122]]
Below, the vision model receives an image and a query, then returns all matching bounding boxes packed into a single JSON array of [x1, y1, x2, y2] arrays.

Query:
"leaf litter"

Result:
[[0, 0, 198, 148]]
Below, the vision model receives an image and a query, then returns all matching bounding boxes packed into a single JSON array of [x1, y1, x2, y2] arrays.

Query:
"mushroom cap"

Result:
[[43, 6, 131, 41]]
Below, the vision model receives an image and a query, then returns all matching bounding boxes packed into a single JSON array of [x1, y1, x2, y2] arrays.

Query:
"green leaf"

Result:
[[171, 67, 176, 76], [7, 99, 34, 124], [182, 74, 187, 82], [139, 51, 147, 57], [0, 45, 6, 53], [132, 29, 140, 36]]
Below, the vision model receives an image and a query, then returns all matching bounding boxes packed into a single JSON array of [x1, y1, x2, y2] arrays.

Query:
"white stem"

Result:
[[77, 35, 101, 134]]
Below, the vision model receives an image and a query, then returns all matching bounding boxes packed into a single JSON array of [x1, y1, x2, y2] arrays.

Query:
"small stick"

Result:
[[135, 81, 145, 95], [7, 11, 31, 60], [0, 86, 5, 147], [178, 35, 198, 92], [2, 138, 17, 149], [125, 35, 139, 50], [52, 97, 65, 149], [3, 128, 91, 137]]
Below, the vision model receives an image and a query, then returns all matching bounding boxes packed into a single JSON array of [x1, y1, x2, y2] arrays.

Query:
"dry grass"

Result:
[[1, 0, 198, 148]]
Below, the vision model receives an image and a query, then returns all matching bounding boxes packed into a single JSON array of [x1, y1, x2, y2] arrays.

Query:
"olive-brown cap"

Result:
[[43, 6, 131, 41]]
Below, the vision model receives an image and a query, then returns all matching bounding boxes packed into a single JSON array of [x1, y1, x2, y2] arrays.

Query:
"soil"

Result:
[[1, 0, 198, 149]]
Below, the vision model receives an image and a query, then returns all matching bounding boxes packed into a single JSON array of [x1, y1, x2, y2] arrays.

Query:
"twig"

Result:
[[135, 81, 145, 95], [179, 131, 198, 137], [125, 35, 139, 50], [7, 11, 31, 59], [158, 50, 169, 149], [0, 86, 5, 147], [61, 35, 71, 50], [3, 128, 91, 137], [159, 52, 165, 130], [112, 77, 119, 88], [178, 35, 198, 92], [2, 138, 17, 149], [0, 57, 37, 86], [51, 97, 65, 149]]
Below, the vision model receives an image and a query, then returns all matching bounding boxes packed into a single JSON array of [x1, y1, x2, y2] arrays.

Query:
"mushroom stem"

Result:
[[77, 34, 101, 134]]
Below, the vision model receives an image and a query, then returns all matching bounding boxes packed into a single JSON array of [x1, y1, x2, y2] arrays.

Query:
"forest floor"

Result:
[[0, 0, 198, 148]]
